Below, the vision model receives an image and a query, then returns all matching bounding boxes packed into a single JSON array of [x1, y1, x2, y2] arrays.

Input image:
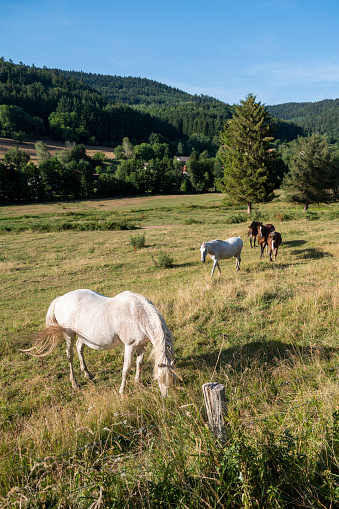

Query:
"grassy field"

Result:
[[0, 193, 338, 508]]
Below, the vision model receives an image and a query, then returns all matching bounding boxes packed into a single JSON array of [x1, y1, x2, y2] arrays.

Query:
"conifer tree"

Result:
[[217, 94, 276, 213], [282, 134, 339, 211]]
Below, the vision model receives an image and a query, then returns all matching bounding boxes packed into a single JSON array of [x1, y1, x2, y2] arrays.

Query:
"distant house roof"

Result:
[[176, 156, 190, 162]]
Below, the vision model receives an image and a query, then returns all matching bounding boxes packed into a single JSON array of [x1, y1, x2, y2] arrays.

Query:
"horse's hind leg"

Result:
[[64, 332, 80, 390], [76, 338, 94, 380], [119, 344, 135, 395], [135, 344, 147, 384]]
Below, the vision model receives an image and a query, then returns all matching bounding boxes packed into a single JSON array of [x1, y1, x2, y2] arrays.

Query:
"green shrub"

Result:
[[151, 249, 174, 268], [184, 218, 202, 225], [305, 211, 319, 221], [129, 232, 146, 251], [226, 213, 248, 224]]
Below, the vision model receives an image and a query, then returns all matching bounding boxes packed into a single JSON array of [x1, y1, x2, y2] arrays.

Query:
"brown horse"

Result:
[[248, 221, 262, 248], [258, 224, 276, 258], [267, 231, 282, 261], [248, 221, 275, 249]]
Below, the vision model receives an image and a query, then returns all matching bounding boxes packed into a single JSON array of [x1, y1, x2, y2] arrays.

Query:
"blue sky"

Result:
[[1, 0, 339, 105]]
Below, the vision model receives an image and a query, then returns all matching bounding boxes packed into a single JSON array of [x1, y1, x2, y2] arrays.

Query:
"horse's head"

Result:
[[200, 242, 208, 263], [156, 358, 176, 397], [248, 221, 261, 235]]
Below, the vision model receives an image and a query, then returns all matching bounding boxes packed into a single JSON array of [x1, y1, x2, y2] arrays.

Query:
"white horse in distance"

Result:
[[200, 237, 243, 278], [21, 289, 175, 397]]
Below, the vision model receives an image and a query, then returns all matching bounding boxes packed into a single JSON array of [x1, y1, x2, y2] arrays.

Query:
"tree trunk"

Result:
[[247, 203, 252, 214], [303, 201, 309, 212]]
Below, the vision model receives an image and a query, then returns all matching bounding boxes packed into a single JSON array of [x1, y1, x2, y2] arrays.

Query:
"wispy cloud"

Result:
[[248, 61, 339, 83]]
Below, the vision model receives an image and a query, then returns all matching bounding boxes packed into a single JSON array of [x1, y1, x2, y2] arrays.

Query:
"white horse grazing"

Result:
[[200, 237, 243, 278], [21, 289, 175, 397]]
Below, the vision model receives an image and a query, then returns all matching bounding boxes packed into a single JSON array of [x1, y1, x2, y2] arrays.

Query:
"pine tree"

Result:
[[282, 134, 339, 211], [217, 94, 276, 213]]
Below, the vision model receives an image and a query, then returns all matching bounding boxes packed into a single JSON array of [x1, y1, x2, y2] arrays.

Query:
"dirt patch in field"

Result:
[[0, 137, 115, 164]]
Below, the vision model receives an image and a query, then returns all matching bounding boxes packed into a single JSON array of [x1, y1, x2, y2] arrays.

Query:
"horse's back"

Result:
[[52, 289, 163, 349], [224, 236, 243, 253], [54, 289, 151, 320], [53, 289, 114, 340], [209, 237, 242, 258], [55, 289, 108, 316]]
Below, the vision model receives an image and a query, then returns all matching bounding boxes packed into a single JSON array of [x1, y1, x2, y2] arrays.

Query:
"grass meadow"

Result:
[[0, 192, 338, 508]]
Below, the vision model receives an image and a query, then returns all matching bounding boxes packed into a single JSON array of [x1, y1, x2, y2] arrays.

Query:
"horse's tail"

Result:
[[20, 324, 64, 357], [20, 297, 63, 357], [45, 296, 61, 325]]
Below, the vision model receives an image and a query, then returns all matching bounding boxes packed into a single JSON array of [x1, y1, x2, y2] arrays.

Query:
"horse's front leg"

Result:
[[135, 344, 147, 384], [260, 242, 266, 258], [210, 260, 219, 278], [64, 332, 80, 390], [76, 338, 94, 380], [119, 344, 135, 395], [236, 254, 241, 271]]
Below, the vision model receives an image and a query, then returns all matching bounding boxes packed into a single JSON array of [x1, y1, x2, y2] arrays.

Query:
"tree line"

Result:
[[0, 133, 222, 202]]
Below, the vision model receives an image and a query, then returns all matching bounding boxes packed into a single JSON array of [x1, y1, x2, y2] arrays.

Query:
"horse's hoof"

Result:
[[85, 372, 94, 380]]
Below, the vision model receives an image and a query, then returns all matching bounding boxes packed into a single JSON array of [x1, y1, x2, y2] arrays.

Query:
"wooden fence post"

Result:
[[202, 382, 228, 446]]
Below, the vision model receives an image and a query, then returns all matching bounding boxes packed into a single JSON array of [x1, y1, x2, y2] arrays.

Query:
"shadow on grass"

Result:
[[283, 240, 307, 248], [293, 247, 333, 259], [179, 340, 339, 373], [173, 261, 200, 269], [252, 262, 292, 272]]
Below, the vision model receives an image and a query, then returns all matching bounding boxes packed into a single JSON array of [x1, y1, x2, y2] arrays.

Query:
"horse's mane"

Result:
[[128, 292, 174, 378]]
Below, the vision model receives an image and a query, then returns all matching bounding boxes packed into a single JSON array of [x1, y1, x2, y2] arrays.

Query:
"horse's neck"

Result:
[[207, 242, 216, 254]]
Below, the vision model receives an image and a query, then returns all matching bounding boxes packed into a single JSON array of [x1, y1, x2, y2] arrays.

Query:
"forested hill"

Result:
[[60, 70, 221, 106], [0, 59, 235, 145], [268, 99, 339, 143], [60, 70, 339, 144], [53, 68, 306, 142], [2, 58, 338, 146], [60, 70, 236, 140]]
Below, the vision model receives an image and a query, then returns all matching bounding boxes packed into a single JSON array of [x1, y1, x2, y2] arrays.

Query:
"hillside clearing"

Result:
[[0, 136, 115, 164]]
